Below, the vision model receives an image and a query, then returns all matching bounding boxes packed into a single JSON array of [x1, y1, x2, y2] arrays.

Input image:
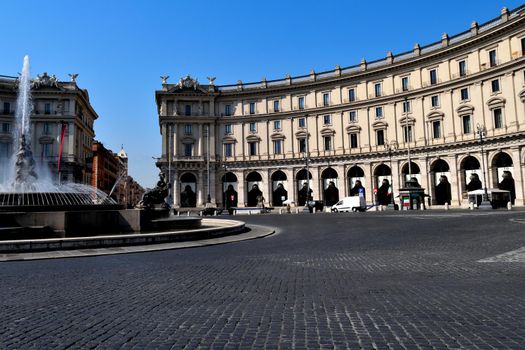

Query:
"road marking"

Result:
[[479, 246, 525, 263]]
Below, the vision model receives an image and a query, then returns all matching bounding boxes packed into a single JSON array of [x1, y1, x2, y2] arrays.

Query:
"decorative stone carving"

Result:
[[68, 73, 79, 83], [137, 172, 169, 209], [32, 72, 59, 89], [160, 75, 170, 84], [178, 75, 198, 90]]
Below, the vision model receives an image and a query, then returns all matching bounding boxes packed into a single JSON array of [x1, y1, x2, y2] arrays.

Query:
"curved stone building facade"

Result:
[[156, 6, 525, 208]]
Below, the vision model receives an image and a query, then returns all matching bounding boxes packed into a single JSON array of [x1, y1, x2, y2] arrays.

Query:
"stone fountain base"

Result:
[[0, 209, 202, 239]]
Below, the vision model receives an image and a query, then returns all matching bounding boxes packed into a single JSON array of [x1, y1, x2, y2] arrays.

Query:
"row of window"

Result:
[[0, 142, 53, 158], [2, 101, 73, 115], [222, 93, 330, 116], [216, 47, 512, 117], [217, 75, 504, 122], [0, 122, 57, 135], [219, 108, 504, 157]]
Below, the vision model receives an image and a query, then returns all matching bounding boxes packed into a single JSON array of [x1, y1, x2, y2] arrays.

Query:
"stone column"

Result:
[[285, 168, 295, 204], [419, 157, 429, 194], [391, 159, 401, 200], [198, 124, 203, 157], [237, 171, 246, 207], [311, 166, 320, 201], [172, 169, 179, 207], [261, 170, 270, 206], [68, 122, 75, 158], [197, 170, 204, 206], [511, 147, 524, 205], [335, 164, 346, 197], [449, 155, 461, 206], [172, 124, 178, 158], [161, 124, 167, 158], [209, 123, 215, 161], [365, 162, 374, 204]]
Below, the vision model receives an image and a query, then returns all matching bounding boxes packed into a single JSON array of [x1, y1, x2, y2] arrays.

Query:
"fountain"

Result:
[[0, 56, 205, 240], [0, 56, 118, 212]]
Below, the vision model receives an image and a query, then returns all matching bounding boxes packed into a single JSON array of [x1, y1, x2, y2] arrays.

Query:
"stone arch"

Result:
[[486, 96, 506, 108], [490, 151, 514, 186], [321, 168, 339, 206], [518, 89, 525, 103], [246, 171, 262, 182], [459, 155, 482, 194], [180, 172, 197, 207], [347, 165, 365, 196], [430, 159, 450, 172], [222, 172, 238, 209], [296, 169, 313, 206], [456, 104, 474, 116], [399, 116, 416, 126], [270, 170, 288, 206], [372, 121, 388, 130], [320, 127, 336, 136], [401, 161, 421, 186], [426, 111, 444, 122], [373, 163, 391, 189], [246, 171, 263, 207], [429, 159, 451, 205]]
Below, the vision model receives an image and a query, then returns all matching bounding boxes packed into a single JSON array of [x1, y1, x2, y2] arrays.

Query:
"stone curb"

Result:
[[0, 224, 274, 262], [0, 219, 274, 261]]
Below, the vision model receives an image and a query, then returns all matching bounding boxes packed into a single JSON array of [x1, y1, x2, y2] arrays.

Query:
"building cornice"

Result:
[[156, 5, 525, 98]]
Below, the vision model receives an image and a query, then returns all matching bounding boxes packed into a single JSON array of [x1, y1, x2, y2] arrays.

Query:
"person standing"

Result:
[[435, 175, 452, 205], [498, 171, 516, 205], [377, 178, 391, 209], [298, 182, 313, 206]]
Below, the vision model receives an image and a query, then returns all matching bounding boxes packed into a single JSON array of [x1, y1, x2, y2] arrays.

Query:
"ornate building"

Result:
[[156, 6, 525, 208], [0, 73, 96, 184]]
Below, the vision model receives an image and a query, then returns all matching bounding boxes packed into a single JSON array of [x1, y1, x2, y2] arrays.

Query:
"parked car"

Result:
[[331, 196, 366, 212]]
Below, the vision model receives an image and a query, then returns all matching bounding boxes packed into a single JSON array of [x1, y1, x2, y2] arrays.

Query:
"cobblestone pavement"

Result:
[[1, 211, 525, 349]]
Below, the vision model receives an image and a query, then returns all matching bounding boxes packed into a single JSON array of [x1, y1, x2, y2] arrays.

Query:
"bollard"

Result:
[[507, 201, 512, 211], [177, 211, 180, 216], [445, 203, 449, 210], [187, 211, 190, 216], [469, 202, 474, 210]]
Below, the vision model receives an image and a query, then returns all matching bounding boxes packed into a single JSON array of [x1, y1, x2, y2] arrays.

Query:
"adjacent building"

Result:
[[156, 6, 525, 208], [91, 142, 145, 207], [0, 73, 97, 184]]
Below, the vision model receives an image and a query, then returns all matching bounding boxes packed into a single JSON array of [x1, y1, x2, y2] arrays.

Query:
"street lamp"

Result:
[[205, 124, 211, 205], [404, 97, 412, 183], [476, 123, 491, 208], [384, 140, 398, 206]]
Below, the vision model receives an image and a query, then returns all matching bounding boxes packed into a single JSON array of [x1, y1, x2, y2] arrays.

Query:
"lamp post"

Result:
[[168, 123, 173, 207], [404, 97, 412, 184], [476, 123, 490, 208], [385, 140, 398, 206], [206, 124, 211, 205]]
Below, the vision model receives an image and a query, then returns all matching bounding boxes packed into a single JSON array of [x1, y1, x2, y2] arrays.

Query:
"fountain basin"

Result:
[[0, 218, 245, 253], [0, 209, 203, 239]]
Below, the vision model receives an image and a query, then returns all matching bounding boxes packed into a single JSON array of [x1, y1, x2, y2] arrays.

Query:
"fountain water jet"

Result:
[[0, 56, 204, 240], [0, 56, 118, 210]]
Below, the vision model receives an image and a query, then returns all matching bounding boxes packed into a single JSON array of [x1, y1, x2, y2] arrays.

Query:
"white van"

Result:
[[331, 196, 366, 212]]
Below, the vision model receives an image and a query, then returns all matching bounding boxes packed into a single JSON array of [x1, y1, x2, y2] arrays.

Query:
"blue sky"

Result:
[[1, 0, 522, 188]]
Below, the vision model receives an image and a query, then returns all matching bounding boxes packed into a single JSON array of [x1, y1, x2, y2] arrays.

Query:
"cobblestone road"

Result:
[[1, 211, 525, 349]]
